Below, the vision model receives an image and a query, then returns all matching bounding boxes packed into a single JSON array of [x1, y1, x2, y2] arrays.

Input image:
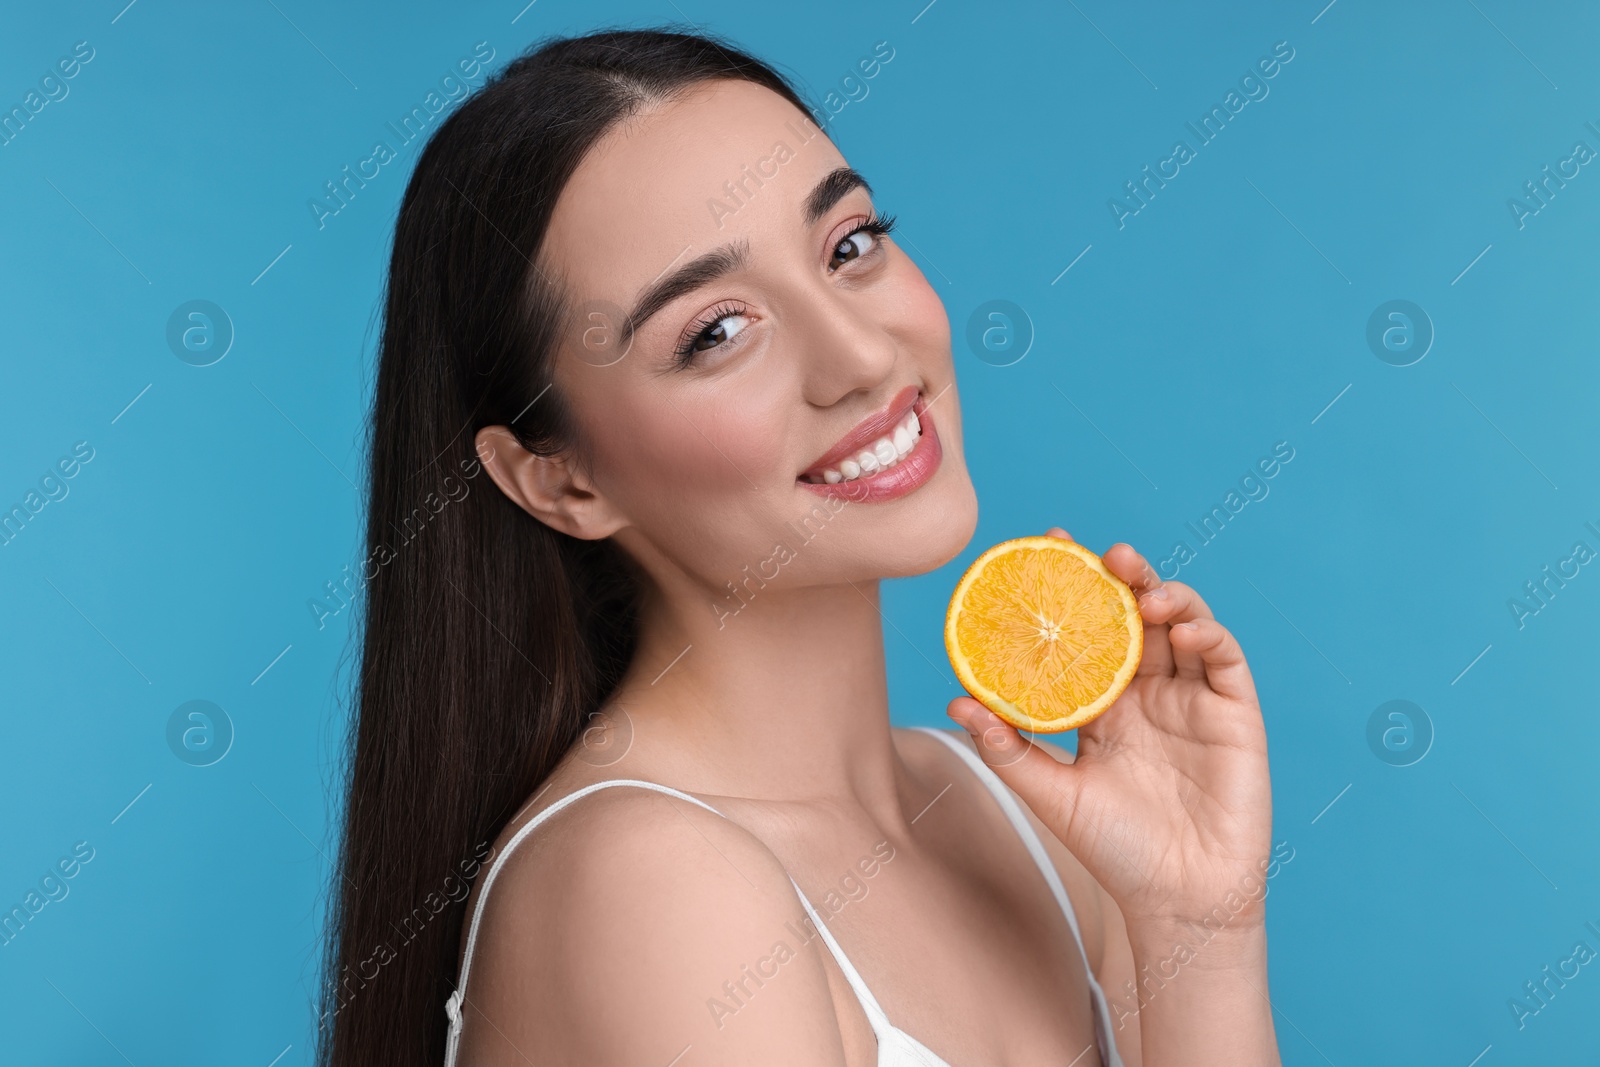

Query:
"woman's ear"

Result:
[[473, 426, 626, 541]]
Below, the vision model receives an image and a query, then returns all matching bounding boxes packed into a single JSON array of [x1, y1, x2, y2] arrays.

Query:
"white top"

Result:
[[442, 726, 1124, 1066]]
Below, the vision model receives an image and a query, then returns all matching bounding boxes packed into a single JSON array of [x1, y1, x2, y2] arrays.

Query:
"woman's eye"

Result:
[[829, 229, 877, 270], [685, 311, 749, 354]]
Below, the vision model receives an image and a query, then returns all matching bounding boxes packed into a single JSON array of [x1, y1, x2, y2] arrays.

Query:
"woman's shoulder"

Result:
[[465, 766, 790, 949], [452, 767, 849, 1063]]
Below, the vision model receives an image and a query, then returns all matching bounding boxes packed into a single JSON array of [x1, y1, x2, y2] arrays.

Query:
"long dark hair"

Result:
[[317, 27, 817, 1067]]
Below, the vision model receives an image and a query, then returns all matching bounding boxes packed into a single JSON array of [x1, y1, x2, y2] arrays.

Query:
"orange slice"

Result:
[[945, 537, 1142, 733]]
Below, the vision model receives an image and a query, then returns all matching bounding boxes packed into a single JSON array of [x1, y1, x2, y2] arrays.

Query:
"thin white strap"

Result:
[[787, 876, 895, 1035], [915, 727, 1124, 1065], [442, 778, 728, 1067]]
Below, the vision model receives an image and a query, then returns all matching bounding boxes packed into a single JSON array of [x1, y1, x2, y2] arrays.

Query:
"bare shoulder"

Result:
[[455, 782, 850, 1066]]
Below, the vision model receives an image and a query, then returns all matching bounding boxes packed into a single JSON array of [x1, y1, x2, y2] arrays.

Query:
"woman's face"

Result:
[[533, 78, 977, 601]]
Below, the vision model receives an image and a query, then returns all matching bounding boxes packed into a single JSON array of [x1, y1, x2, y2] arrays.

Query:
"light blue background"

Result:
[[2, 1, 1596, 1063]]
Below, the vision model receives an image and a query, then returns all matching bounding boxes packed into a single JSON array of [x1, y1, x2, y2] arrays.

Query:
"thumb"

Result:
[[945, 697, 1083, 828]]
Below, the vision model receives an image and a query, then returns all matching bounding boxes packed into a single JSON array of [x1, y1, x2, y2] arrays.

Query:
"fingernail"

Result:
[[1177, 621, 1199, 630], [1141, 586, 1168, 602]]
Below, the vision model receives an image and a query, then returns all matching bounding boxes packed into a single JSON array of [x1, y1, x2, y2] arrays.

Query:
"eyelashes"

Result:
[[831, 212, 896, 268], [673, 300, 750, 364], [671, 212, 896, 366]]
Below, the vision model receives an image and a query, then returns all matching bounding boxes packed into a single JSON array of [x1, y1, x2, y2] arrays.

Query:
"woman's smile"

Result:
[[799, 385, 944, 503]]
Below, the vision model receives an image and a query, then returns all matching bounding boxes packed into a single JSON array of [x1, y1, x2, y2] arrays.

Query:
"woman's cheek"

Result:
[[709, 413, 791, 488], [618, 408, 788, 495], [892, 256, 952, 351]]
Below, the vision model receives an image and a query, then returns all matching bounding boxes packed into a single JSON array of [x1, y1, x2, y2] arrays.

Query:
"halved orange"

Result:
[[945, 537, 1142, 733]]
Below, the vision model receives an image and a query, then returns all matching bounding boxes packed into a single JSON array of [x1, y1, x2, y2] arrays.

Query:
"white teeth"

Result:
[[806, 408, 925, 486]]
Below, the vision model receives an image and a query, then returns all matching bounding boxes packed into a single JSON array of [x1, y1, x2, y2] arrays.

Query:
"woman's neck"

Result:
[[607, 575, 907, 821]]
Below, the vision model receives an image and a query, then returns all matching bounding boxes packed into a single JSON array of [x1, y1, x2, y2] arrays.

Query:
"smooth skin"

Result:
[[460, 78, 1278, 1066]]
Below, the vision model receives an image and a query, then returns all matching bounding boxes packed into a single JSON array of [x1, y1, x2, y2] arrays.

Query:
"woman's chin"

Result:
[[859, 474, 979, 580]]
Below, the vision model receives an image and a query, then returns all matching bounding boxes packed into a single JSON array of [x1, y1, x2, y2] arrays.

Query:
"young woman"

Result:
[[320, 27, 1279, 1067]]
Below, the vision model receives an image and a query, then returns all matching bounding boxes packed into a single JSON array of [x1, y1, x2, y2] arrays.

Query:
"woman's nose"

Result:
[[795, 287, 899, 407]]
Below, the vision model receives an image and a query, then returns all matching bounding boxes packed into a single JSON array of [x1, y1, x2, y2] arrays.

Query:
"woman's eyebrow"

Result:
[[621, 240, 750, 344], [617, 168, 872, 344], [804, 167, 872, 226]]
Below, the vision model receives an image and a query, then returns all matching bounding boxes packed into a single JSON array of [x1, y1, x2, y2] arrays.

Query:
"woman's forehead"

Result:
[[541, 80, 849, 301]]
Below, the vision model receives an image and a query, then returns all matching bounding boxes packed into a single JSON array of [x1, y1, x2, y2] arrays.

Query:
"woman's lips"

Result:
[[798, 393, 943, 504], [800, 384, 922, 475]]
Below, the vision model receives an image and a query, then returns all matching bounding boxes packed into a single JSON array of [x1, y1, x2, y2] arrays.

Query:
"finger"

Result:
[[1168, 619, 1256, 700], [1135, 581, 1215, 626], [1045, 527, 1073, 541], [945, 697, 1083, 821], [1101, 543, 1162, 596], [1135, 581, 1214, 679], [1098, 544, 1175, 676], [1135, 615, 1175, 677]]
